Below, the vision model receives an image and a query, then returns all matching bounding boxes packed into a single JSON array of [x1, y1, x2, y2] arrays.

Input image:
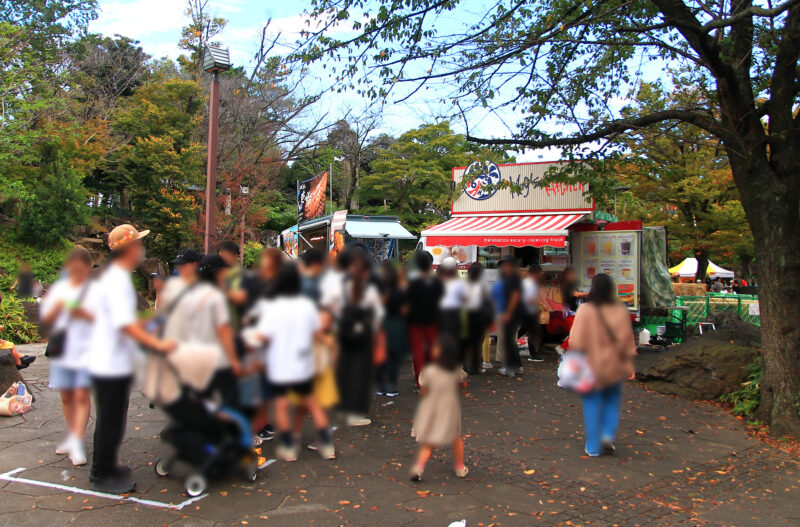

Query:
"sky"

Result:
[[88, 0, 660, 162], [88, 0, 564, 161]]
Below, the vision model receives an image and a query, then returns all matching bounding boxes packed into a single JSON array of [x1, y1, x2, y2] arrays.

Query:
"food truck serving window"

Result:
[[477, 246, 502, 269]]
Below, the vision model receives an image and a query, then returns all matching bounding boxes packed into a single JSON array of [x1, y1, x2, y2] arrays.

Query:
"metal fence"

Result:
[[675, 294, 760, 327]]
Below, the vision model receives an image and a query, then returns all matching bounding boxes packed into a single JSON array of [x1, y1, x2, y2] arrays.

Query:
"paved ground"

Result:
[[1, 343, 798, 527]]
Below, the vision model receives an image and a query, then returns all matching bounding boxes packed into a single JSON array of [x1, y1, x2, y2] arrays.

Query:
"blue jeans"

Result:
[[580, 382, 622, 456]]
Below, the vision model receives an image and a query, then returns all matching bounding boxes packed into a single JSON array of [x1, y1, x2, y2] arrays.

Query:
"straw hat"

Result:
[[108, 224, 150, 251]]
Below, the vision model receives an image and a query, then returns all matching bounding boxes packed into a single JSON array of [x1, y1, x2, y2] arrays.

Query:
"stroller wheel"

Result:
[[185, 474, 207, 497], [246, 465, 258, 482], [154, 458, 170, 477]]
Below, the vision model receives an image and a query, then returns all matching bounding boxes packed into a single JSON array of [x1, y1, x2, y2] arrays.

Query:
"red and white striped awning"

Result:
[[421, 213, 585, 248]]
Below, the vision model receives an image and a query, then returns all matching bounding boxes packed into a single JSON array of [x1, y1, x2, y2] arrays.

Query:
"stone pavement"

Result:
[[1, 344, 798, 527]]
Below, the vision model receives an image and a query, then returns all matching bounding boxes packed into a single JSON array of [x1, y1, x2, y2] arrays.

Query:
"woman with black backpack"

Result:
[[336, 248, 384, 427]]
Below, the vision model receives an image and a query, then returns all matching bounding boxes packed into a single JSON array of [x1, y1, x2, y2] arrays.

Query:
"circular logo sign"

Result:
[[464, 161, 501, 201]]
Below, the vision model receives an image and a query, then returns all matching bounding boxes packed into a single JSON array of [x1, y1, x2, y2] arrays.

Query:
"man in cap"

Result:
[[86, 225, 176, 493]]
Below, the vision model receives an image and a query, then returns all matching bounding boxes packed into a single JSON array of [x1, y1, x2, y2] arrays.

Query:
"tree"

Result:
[[326, 109, 382, 210], [362, 121, 513, 215], [112, 77, 206, 260], [18, 143, 88, 247], [177, 0, 226, 76], [299, 0, 800, 437], [614, 83, 754, 276]]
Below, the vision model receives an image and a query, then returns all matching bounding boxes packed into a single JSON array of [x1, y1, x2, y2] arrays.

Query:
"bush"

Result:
[[0, 226, 72, 291], [0, 293, 39, 344], [720, 358, 761, 421], [242, 241, 263, 268]]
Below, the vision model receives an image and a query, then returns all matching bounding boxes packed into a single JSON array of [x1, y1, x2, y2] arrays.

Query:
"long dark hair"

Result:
[[587, 273, 617, 306], [436, 334, 461, 372]]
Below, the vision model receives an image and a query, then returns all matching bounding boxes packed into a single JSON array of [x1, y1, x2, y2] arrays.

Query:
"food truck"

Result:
[[419, 161, 652, 328], [282, 213, 417, 262]]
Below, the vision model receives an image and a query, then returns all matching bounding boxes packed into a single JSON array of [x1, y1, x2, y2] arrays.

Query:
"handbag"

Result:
[[45, 282, 91, 359], [338, 279, 373, 349], [556, 304, 619, 393]]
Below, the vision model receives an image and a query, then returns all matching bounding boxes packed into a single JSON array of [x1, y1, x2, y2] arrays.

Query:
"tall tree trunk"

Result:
[[734, 158, 800, 438], [694, 248, 709, 283]]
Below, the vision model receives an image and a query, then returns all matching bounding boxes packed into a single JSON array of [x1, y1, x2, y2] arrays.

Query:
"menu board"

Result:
[[573, 230, 640, 311]]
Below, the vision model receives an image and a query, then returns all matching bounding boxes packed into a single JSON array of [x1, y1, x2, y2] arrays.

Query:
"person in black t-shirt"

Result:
[[406, 251, 444, 388], [497, 255, 524, 376], [375, 261, 409, 396]]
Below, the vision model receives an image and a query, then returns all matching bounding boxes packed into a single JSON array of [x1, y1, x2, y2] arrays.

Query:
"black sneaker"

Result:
[[91, 472, 136, 494], [527, 352, 544, 362], [16, 355, 36, 370], [255, 424, 275, 444], [601, 439, 616, 455]]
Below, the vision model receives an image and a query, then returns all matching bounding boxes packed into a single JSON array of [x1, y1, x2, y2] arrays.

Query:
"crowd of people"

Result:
[[27, 223, 637, 493]]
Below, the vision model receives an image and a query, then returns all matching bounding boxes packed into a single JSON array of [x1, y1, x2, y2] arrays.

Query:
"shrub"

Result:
[[0, 293, 39, 344], [720, 358, 762, 421], [243, 241, 263, 268]]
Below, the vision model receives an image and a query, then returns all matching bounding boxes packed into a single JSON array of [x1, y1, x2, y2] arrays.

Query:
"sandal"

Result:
[[454, 465, 469, 478], [409, 464, 424, 482]]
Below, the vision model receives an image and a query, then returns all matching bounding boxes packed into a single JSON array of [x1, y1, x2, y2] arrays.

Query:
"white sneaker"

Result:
[[69, 441, 87, 466], [515, 367, 524, 375], [481, 362, 493, 370], [497, 367, 514, 377], [317, 443, 336, 460], [346, 415, 372, 427], [55, 437, 73, 456], [555, 345, 566, 356]]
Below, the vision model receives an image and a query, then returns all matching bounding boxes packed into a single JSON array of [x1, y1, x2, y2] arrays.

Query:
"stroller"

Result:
[[142, 345, 259, 497]]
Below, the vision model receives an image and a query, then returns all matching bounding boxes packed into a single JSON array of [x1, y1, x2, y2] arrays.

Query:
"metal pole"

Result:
[[329, 162, 333, 214], [204, 71, 220, 254]]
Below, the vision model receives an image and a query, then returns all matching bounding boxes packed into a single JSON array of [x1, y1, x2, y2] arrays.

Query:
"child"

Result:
[[253, 262, 335, 461], [410, 335, 469, 481]]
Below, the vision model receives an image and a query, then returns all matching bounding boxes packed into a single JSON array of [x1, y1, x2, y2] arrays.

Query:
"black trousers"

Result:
[[502, 315, 522, 368], [91, 375, 132, 478], [521, 313, 542, 354], [465, 311, 486, 374]]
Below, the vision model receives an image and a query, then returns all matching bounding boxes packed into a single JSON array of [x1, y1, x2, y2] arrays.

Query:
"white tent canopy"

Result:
[[668, 257, 734, 278]]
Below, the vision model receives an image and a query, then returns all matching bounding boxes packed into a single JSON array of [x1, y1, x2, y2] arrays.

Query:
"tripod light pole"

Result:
[[202, 45, 231, 254]]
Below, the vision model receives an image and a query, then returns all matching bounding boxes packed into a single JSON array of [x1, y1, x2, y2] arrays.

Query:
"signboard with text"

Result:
[[452, 161, 593, 215]]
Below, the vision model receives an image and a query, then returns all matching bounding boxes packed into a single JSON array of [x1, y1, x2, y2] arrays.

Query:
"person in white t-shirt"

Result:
[[253, 262, 334, 462], [160, 249, 242, 407], [40, 246, 95, 466], [84, 224, 176, 495], [438, 257, 467, 345]]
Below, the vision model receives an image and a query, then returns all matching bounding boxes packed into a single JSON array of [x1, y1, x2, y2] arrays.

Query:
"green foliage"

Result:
[[242, 241, 263, 268], [17, 143, 88, 247], [0, 227, 72, 290], [112, 77, 206, 261], [258, 191, 298, 233], [0, 293, 38, 344], [361, 122, 514, 214], [721, 359, 762, 422]]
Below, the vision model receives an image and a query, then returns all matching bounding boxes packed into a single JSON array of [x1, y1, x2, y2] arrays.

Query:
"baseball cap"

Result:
[[172, 248, 202, 265], [108, 224, 150, 251], [440, 256, 459, 270], [199, 253, 230, 272]]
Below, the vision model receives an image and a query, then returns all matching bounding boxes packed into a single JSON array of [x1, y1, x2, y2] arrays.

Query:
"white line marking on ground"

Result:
[[0, 467, 208, 510]]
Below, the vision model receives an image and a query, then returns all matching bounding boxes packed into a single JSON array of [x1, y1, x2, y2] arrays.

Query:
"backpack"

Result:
[[338, 279, 373, 349]]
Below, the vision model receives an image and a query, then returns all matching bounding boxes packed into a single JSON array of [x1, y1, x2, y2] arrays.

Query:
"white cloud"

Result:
[[91, 0, 186, 39]]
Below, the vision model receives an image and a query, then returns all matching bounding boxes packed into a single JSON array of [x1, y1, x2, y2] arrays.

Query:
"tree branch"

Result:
[[466, 110, 734, 148]]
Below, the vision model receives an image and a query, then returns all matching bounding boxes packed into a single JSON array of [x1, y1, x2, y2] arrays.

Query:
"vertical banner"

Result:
[[329, 209, 348, 259], [297, 171, 328, 223]]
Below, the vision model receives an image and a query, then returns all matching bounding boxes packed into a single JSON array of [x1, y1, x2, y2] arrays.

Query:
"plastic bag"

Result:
[[0, 382, 33, 416], [556, 351, 595, 394]]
